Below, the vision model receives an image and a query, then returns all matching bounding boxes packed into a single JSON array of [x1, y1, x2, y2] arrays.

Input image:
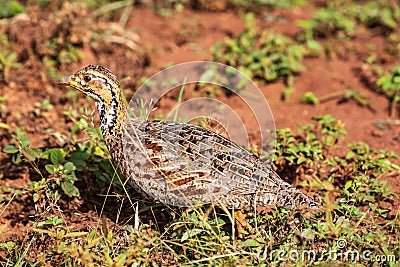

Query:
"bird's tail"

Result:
[[255, 170, 320, 209]]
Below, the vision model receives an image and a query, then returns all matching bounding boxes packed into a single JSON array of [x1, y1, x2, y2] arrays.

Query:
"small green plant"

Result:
[[3, 128, 42, 164], [301, 90, 370, 107], [212, 13, 306, 83], [273, 115, 347, 165], [309, 7, 356, 38], [301, 91, 320, 104], [34, 99, 54, 117], [0, 49, 22, 81], [63, 106, 122, 189], [346, 142, 400, 175], [357, 1, 400, 30], [44, 215, 65, 226], [58, 44, 83, 65], [385, 33, 400, 58], [43, 148, 80, 197], [297, 0, 399, 42], [0, 0, 25, 18], [376, 65, 400, 116], [229, 0, 307, 10], [296, 19, 322, 54], [43, 57, 60, 79]]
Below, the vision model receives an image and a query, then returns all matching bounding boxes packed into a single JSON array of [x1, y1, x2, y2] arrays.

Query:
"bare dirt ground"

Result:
[[0, 1, 399, 263]]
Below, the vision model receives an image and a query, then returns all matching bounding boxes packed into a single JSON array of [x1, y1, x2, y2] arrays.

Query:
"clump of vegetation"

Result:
[[385, 33, 400, 58], [301, 90, 370, 107], [301, 91, 320, 105], [377, 65, 400, 102], [212, 13, 306, 83], [3, 128, 42, 165], [357, 1, 400, 31], [311, 7, 356, 38], [228, 0, 307, 10], [0, 34, 23, 81], [0, 0, 25, 18], [297, 0, 399, 40], [2, 106, 118, 199], [376, 65, 400, 116]]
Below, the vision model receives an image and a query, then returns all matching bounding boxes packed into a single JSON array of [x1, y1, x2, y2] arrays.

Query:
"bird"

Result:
[[58, 65, 320, 210]]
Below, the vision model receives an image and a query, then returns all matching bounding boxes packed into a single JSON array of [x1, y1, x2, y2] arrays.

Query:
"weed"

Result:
[[58, 44, 83, 65], [357, 1, 400, 31], [274, 115, 348, 167], [212, 13, 306, 83], [43, 57, 61, 79], [312, 7, 356, 38], [229, 0, 307, 10], [301, 91, 320, 104], [376, 65, 400, 116], [297, 0, 400, 42], [296, 19, 322, 54], [0, 49, 22, 81], [302, 90, 370, 107], [62, 107, 120, 189], [43, 148, 80, 197], [43, 215, 65, 226], [385, 33, 400, 58], [33, 99, 54, 117], [3, 128, 42, 164], [0, 0, 25, 18]]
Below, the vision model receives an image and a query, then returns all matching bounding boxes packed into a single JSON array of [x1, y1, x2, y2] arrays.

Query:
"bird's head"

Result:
[[58, 65, 120, 104]]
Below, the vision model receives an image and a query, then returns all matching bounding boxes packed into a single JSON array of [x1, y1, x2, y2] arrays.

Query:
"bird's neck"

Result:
[[95, 94, 127, 139]]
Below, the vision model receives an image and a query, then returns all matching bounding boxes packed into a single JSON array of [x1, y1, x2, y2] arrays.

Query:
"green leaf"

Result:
[[3, 145, 18, 154], [22, 148, 41, 162], [33, 193, 40, 203], [181, 229, 204, 242], [307, 39, 321, 50], [12, 154, 21, 164], [70, 152, 90, 161], [45, 164, 57, 174], [239, 238, 261, 247], [21, 140, 30, 147], [61, 180, 80, 197], [297, 156, 307, 164], [198, 69, 216, 87], [50, 149, 65, 165], [346, 151, 356, 159], [63, 162, 75, 173]]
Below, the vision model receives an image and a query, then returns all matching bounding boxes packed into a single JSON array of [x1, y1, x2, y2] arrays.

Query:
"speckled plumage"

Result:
[[59, 65, 319, 210]]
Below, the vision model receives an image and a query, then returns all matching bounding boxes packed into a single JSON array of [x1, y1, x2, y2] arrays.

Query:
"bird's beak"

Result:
[[57, 75, 72, 85], [57, 75, 80, 89]]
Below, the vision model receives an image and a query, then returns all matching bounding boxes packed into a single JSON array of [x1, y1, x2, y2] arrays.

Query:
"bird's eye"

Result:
[[83, 75, 91, 82]]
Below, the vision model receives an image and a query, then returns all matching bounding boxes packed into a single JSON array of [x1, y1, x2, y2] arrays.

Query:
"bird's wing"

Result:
[[122, 120, 269, 207]]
